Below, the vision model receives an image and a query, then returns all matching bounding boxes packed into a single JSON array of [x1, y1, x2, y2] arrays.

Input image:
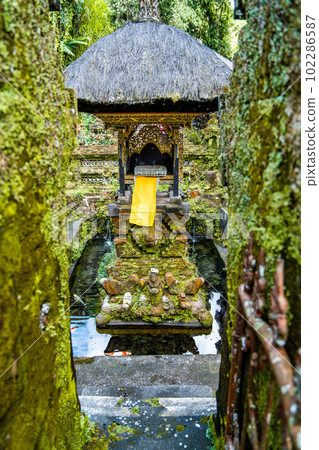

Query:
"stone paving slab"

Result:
[[75, 355, 220, 393]]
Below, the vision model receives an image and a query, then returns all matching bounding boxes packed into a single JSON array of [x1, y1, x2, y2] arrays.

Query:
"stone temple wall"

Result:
[[0, 1, 89, 447], [213, 0, 301, 446]]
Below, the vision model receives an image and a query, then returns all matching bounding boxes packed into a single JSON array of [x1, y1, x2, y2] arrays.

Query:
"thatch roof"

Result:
[[64, 21, 232, 113]]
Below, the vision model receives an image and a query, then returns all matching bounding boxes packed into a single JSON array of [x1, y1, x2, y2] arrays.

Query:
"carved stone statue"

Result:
[[141, 268, 164, 302]]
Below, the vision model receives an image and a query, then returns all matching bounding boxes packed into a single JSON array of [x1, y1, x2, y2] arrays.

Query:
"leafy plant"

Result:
[[72, 189, 85, 201], [111, 177, 120, 194], [96, 246, 117, 281], [76, 126, 114, 146], [76, 113, 115, 146], [184, 127, 204, 145], [76, 0, 114, 52], [157, 184, 169, 192], [109, 0, 239, 59], [60, 37, 89, 57], [115, 397, 124, 407], [50, 0, 113, 67], [160, 0, 235, 59]]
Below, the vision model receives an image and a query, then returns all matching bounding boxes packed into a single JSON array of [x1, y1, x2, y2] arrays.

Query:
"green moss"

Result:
[[67, 197, 112, 264], [130, 406, 140, 414], [72, 189, 86, 201], [98, 291, 212, 327], [115, 397, 124, 407], [0, 0, 98, 447], [214, 0, 301, 447], [253, 369, 283, 450], [142, 398, 162, 407], [176, 424, 185, 432], [207, 415, 225, 450], [156, 429, 168, 437], [81, 418, 109, 449], [106, 422, 138, 445]]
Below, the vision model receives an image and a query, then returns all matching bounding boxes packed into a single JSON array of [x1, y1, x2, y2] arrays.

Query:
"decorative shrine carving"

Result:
[[95, 112, 201, 128], [128, 125, 172, 156]]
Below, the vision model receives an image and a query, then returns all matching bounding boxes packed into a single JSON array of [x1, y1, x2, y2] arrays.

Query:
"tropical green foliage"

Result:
[[76, 124, 114, 146], [50, 0, 242, 66], [96, 246, 117, 281], [109, 0, 141, 29], [50, 0, 113, 67], [50, 0, 84, 67], [161, 0, 234, 59], [60, 37, 90, 57], [76, 0, 113, 52], [110, 0, 238, 59], [76, 113, 115, 146]]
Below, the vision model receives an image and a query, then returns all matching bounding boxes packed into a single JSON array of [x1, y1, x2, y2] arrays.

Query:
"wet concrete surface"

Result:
[[75, 355, 220, 449], [75, 355, 220, 392]]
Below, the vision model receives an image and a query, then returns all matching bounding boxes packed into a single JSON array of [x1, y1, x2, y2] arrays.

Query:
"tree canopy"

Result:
[[50, 0, 239, 68], [50, 0, 113, 67], [110, 0, 235, 59]]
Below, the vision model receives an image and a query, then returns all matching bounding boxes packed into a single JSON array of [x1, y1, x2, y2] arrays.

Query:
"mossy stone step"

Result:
[[75, 355, 220, 448]]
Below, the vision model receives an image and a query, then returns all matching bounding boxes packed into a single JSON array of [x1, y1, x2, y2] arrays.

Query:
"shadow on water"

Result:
[[69, 236, 226, 358]]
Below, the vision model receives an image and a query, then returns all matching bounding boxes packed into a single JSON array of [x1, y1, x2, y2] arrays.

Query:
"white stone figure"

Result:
[[162, 295, 170, 310], [123, 292, 133, 309]]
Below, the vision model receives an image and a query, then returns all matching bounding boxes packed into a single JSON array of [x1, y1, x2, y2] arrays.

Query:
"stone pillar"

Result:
[[172, 127, 180, 197], [117, 127, 126, 196]]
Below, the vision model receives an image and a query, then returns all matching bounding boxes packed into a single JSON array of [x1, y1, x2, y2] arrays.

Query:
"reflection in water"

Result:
[[105, 335, 199, 355], [69, 237, 113, 317], [70, 238, 224, 357], [71, 294, 222, 357], [194, 292, 221, 354], [71, 316, 110, 357]]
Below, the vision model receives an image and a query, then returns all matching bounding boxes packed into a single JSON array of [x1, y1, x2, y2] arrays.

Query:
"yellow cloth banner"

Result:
[[129, 176, 157, 227]]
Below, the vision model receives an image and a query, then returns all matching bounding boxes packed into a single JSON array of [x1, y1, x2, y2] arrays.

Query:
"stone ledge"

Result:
[[95, 319, 212, 335]]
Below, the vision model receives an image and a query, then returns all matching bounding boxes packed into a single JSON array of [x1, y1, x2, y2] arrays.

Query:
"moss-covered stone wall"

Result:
[[215, 0, 300, 445], [222, 0, 300, 359], [0, 1, 91, 447]]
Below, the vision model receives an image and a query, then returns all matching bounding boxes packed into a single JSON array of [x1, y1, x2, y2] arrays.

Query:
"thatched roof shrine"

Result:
[[64, 21, 232, 114]]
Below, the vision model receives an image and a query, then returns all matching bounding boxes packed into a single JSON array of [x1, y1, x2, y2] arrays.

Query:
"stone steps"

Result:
[[81, 384, 215, 398], [79, 388, 217, 417], [75, 355, 220, 449]]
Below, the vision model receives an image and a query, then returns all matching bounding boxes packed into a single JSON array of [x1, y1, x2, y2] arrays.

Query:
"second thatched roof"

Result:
[[64, 21, 232, 113]]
